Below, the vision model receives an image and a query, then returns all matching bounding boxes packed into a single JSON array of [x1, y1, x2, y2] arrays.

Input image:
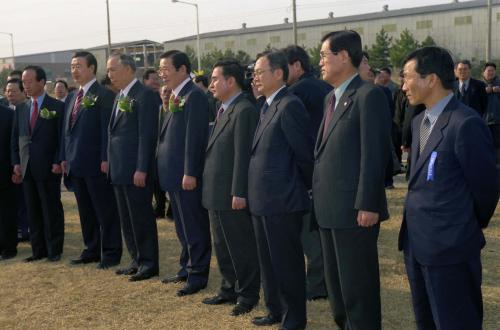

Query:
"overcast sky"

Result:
[[0, 0, 472, 58]]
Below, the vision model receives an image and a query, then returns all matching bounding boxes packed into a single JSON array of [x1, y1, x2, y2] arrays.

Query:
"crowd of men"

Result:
[[0, 29, 499, 330]]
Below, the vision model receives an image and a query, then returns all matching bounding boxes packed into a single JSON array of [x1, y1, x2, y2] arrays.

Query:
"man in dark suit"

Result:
[[399, 47, 498, 330], [60, 51, 122, 269], [0, 104, 18, 260], [454, 59, 488, 116], [283, 45, 330, 301], [202, 60, 260, 315], [157, 50, 211, 296], [313, 31, 391, 330], [5, 78, 29, 242], [248, 50, 313, 330], [12, 66, 65, 262], [106, 54, 159, 281]]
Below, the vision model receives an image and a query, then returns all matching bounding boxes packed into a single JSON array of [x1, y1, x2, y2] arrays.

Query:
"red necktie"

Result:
[[322, 93, 336, 140], [70, 89, 84, 127], [217, 106, 224, 119], [30, 99, 38, 134]]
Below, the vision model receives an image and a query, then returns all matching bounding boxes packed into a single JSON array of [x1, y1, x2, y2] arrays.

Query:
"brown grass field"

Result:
[[0, 175, 499, 329]]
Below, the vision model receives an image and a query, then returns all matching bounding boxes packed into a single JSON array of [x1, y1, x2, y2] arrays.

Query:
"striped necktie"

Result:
[[419, 115, 431, 154]]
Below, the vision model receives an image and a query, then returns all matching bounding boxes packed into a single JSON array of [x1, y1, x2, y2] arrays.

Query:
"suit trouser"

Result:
[[153, 174, 166, 214], [23, 171, 65, 258], [0, 184, 18, 253], [113, 183, 158, 273], [252, 212, 307, 329], [319, 224, 381, 330], [208, 209, 260, 305], [169, 187, 211, 287], [301, 212, 327, 299], [404, 245, 483, 330], [15, 184, 29, 237], [72, 175, 122, 263]]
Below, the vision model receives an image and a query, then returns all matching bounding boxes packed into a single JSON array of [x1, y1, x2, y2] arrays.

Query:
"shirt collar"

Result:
[[424, 93, 453, 126], [266, 85, 286, 106], [31, 93, 46, 107], [120, 78, 138, 97], [221, 91, 242, 110], [459, 78, 470, 90], [334, 73, 358, 106], [80, 78, 97, 95], [173, 77, 191, 97]]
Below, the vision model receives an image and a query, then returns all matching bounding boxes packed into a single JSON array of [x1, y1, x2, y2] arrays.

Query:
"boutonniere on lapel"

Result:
[[169, 96, 186, 113], [81, 93, 98, 109], [40, 108, 58, 119], [118, 96, 135, 113]]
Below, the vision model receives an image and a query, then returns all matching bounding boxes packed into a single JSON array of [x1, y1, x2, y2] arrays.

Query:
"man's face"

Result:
[[455, 63, 471, 81], [159, 57, 186, 90], [22, 69, 45, 98], [144, 72, 160, 92], [483, 66, 496, 81], [377, 70, 390, 85], [358, 56, 371, 81], [160, 85, 171, 106], [54, 82, 68, 100], [319, 39, 342, 85], [106, 57, 130, 90], [209, 67, 230, 101], [402, 59, 431, 106], [5, 82, 24, 104], [253, 56, 281, 97], [71, 57, 95, 86]]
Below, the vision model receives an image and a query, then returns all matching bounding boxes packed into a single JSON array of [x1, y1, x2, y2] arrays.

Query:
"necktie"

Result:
[[322, 93, 336, 140], [217, 106, 224, 119], [70, 88, 84, 127], [459, 83, 466, 99], [260, 102, 269, 121], [419, 116, 431, 154], [30, 98, 38, 134]]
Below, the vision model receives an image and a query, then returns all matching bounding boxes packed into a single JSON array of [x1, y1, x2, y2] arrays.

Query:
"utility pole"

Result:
[[106, 0, 112, 56], [486, 0, 492, 62], [0, 32, 15, 69], [292, 0, 298, 45]]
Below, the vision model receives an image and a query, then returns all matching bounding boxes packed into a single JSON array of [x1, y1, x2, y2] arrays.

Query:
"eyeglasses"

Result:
[[319, 51, 339, 60], [252, 69, 273, 77]]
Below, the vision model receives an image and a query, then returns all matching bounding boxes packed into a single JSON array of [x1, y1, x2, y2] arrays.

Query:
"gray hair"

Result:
[[110, 53, 137, 72]]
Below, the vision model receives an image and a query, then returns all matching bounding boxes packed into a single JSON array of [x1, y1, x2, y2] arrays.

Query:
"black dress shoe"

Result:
[[176, 284, 206, 297], [70, 256, 99, 265], [231, 302, 256, 316], [161, 274, 187, 284], [97, 260, 120, 269], [252, 314, 282, 326], [47, 255, 61, 262], [115, 267, 138, 275], [155, 209, 165, 219], [202, 294, 237, 305], [24, 255, 45, 262], [307, 294, 328, 301], [0, 251, 17, 260], [129, 270, 158, 282]]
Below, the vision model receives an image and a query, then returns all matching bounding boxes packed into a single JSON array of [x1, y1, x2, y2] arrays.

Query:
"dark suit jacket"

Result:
[[11, 95, 64, 180], [248, 87, 314, 216], [108, 81, 158, 185], [61, 81, 115, 177], [313, 76, 391, 229], [288, 72, 333, 137], [484, 76, 500, 125], [0, 105, 14, 189], [202, 94, 258, 210], [157, 80, 209, 192], [454, 78, 488, 116], [399, 97, 498, 266]]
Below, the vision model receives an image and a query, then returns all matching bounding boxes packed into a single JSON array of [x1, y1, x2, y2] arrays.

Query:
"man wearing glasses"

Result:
[[312, 30, 391, 330], [248, 50, 313, 330]]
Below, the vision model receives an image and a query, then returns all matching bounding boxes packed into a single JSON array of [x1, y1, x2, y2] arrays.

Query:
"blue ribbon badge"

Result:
[[427, 151, 437, 181]]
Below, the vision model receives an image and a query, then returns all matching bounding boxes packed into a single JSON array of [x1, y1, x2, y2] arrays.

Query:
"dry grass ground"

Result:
[[0, 175, 498, 329]]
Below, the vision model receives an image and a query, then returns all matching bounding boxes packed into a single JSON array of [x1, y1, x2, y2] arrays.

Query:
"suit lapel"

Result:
[[316, 79, 359, 154], [112, 80, 141, 129], [409, 100, 454, 184], [66, 91, 78, 132], [32, 97, 50, 137], [160, 109, 172, 136], [72, 82, 98, 130], [207, 95, 240, 150], [251, 89, 285, 151]]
